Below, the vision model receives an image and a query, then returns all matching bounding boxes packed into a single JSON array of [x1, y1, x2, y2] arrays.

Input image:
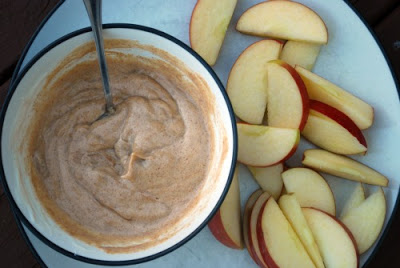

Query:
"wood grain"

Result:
[[375, 5, 400, 81], [350, 0, 399, 25], [0, 195, 38, 268], [0, 0, 59, 84]]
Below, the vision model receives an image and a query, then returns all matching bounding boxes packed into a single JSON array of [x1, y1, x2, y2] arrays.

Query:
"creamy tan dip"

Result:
[[27, 40, 221, 252]]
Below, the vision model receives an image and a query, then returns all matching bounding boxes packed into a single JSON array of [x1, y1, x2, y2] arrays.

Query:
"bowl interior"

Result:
[[1, 27, 236, 262]]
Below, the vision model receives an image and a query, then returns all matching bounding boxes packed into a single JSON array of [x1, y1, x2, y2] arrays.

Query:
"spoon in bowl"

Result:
[[83, 0, 115, 120]]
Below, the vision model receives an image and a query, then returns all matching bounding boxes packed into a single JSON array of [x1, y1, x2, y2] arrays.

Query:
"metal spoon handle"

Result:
[[83, 0, 115, 114]]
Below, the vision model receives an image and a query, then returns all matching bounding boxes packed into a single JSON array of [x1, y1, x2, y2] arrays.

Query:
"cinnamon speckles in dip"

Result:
[[26, 40, 224, 253]]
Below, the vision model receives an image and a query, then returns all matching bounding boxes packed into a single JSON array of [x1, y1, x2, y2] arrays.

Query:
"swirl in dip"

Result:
[[26, 40, 226, 253]]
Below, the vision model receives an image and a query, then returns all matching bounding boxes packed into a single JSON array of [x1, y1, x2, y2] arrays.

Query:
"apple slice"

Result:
[[208, 168, 243, 249], [278, 194, 324, 268], [267, 60, 310, 130], [189, 0, 237, 65], [248, 163, 284, 200], [250, 191, 271, 268], [236, 1, 328, 44], [340, 182, 365, 218], [341, 188, 386, 254], [257, 198, 316, 268], [295, 65, 374, 129], [243, 189, 264, 266], [227, 40, 283, 124], [282, 168, 336, 216], [303, 208, 359, 268], [302, 149, 389, 187], [280, 41, 321, 70], [237, 123, 300, 167], [302, 100, 367, 155]]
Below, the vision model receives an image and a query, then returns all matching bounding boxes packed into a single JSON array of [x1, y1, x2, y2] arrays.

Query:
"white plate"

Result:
[[10, 0, 400, 267]]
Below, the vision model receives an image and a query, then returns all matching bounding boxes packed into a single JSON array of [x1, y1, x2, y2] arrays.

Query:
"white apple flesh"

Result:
[[237, 123, 300, 167], [280, 41, 321, 70], [302, 101, 367, 155], [303, 207, 359, 268], [282, 167, 336, 216], [295, 65, 374, 130], [266, 60, 310, 131], [278, 194, 325, 268], [340, 182, 365, 218], [236, 1, 328, 44], [227, 40, 283, 124], [302, 149, 389, 187], [341, 188, 386, 254], [248, 163, 284, 200], [257, 198, 316, 268], [190, 0, 237, 65], [208, 168, 243, 249]]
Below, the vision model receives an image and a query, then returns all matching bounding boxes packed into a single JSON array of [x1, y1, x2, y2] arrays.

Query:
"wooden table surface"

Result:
[[1, 0, 399, 267]]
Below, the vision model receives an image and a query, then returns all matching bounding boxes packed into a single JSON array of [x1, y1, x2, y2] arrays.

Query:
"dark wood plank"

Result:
[[367, 207, 400, 267], [350, 0, 399, 26], [0, 0, 59, 84], [0, 195, 38, 267], [374, 5, 400, 81]]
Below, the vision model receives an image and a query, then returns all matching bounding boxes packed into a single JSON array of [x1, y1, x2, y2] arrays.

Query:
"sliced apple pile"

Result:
[[267, 60, 310, 130], [193, 1, 391, 265], [302, 149, 389, 187], [249, 191, 272, 268], [189, 0, 237, 65], [248, 163, 283, 200], [282, 167, 336, 216], [341, 187, 386, 254], [208, 168, 243, 249], [243, 189, 263, 265], [295, 65, 374, 129], [280, 41, 321, 70], [279, 194, 325, 268], [302, 100, 367, 155], [227, 40, 283, 124], [237, 123, 299, 167], [303, 208, 359, 268], [236, 1, 328, 44], [257, 197, 316, 267]]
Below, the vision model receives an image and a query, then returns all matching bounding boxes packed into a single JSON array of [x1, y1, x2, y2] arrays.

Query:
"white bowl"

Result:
[[0, 25, 237, 265]]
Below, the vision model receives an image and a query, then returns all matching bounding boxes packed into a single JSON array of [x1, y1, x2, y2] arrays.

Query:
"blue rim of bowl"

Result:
[[3, 0, 400, 267], [0, 23, 238, 266]]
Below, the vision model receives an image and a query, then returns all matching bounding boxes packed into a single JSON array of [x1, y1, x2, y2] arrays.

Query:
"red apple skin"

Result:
[[280, 140, 299, 164], [244, 193, 268, 267], [306, 207, 360, 268], [309, 100, 367, 148], [208, 210, 242, 249], [247, 219, 268, 267], [256, 199, 279, 268], [271, 60, 310, 131], [244, 190, 267, 267]]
